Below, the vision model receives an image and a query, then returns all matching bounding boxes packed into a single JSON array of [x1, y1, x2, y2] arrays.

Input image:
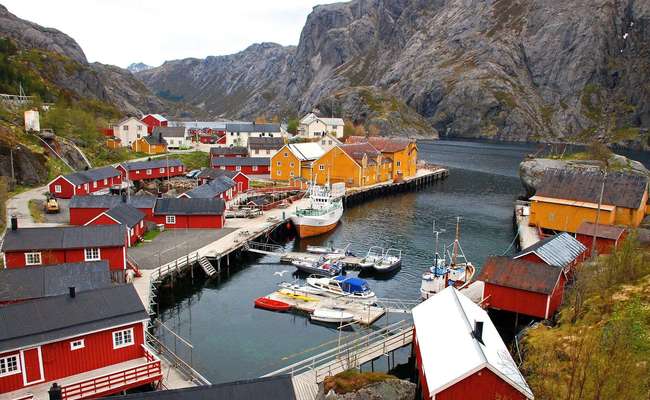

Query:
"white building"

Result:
[[24, 110, 40, 132], [225, 123, 284, 147], [112, 117, 148, 147], [298, 113, 345, 139], [247, 137, 285, 158], [153, 126, 189, 149], [315, 132, 342, 152]]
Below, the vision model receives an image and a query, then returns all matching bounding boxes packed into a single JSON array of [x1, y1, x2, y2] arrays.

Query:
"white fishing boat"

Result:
[[291, 183, 345, 238], [420, 218, 476, 300], [310, 308, 354, 324], [306, 275, 377, 304], [357, 246, 384, 270], [291, 258, 342, 276], [372, 248, 402, 273], [306, 243, 350, 255]]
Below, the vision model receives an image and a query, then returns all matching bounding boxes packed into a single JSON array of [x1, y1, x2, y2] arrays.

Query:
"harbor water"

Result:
[[155, 139, 649, 384]]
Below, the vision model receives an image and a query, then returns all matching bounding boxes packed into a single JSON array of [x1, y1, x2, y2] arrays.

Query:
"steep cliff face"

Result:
[[138, 0, 650, 143]]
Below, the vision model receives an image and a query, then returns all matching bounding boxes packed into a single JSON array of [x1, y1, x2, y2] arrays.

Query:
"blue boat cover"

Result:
[[334, 276, 369, 293], [430, 266, 448, 276]]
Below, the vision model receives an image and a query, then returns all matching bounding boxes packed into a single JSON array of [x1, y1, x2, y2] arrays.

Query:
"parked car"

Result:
[[186, 169, 201, 179]]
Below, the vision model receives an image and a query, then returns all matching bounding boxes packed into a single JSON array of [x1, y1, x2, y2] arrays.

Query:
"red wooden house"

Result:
[[0, 284, 161, 399], [117, 159, 185, 182], [1, 220, 127, 272], [477, 256, 566, 320], [141, 114, 168, 134], [85, 204, 146, 247], [197, 169, 249, 193], [514, 232, 587, 273], [209, 146, 248, 161], [179, 176, 236, 202], [412, 287, 534, 400], [152, 198, 225, 229], [575, 222, 626, 256], [211, 157, 270, 175], [69, 195, 156, 225], [48, 166, 122, 199]]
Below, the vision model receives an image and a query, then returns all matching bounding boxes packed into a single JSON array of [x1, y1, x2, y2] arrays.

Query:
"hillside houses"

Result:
[[117, 159, 185, 182], [153, 126, 188, 149], [69, 195, 157, 225], [112, 117, 149, 147], [132, 131, 167, 155], [225, 123, 284, 147], [84, 203, 146, 247], [211, 157, 270, 175], [298, 113, 344, 138], [271, 142, 325, 182], [152, 198, 226, 229], [48, 166, 122, 199], [141, 113, 168, 133], [248, 137, 285, 157]]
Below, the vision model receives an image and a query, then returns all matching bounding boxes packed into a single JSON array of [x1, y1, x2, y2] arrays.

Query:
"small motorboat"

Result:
[[307, 243, 350, 255], [310, 308, 354, 324], [292, 258, 342, 276], [306, 275, 377, 304], [358, 246, 384, 270], [254, 297, 292, 312], [373, 248, 402, 273]]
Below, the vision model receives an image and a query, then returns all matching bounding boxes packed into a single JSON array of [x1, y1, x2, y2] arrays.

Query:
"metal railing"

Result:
[[151, 252, 200, 281], [145, 332, 211, 386]]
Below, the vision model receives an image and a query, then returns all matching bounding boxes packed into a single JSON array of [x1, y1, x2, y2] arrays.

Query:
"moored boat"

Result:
[[291, 258, 343, 276], [373, 248, 402, 273], [254, 297, 292, 312], [358, 246, 384, 270], [291, 183, 345, 238], [306, 243, 350, 255], [306, 275, 377, 304], [310, 308, 354, 324]]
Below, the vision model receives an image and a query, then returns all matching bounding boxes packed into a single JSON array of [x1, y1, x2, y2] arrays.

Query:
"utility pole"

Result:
[[591, 170, 607, 257], [9, 145, 20, 186]]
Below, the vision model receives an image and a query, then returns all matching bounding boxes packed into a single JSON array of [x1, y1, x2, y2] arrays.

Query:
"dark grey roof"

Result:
[[154, 198, 225, 215], [69, 195, 156, 210], [248, 137, 285, 150], [63, 166, 120, 186], [196, 168, 238, 180], [514, 232, 587, 268], [0, 284, 148, 353], [0, 261, 112, 303], [210, 146, 248, 156], [535, 169, 648, 209], [225, 123, 281, 133], [1, 225, 125, 252], [120, 159, 183, 171], [107, 375, 296, 400], [144, 132, 167, 145], [183, 176, 235, 199], [105, 204, 145, 228], [211, 157, 270, 167], [153, 126, 186, 137]]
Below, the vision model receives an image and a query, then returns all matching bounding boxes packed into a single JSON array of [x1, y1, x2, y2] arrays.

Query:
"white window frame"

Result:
[[104, 178, 108, 185], [136, 170, 140, 174], [284, 152, 288, 157], [236, 165, 241, 171], [146, 169, 152, 175], [112, 328, 134, 349], [277, 161, 281, 166], [166, 215, 176, 225], [171, 167, 174, 172], [319, 165, 325, 171], [252, 165, 258, 171], [159, 168, 165, 173], [122, 125, 129, 131], [54, 185, 62, 193], [84, 248, 101, 262], [276, 169, 281, 176], [93, 181, 97, 188], [25, 252, 42, 266], [70, 339, 85, 351], [0, 354, 21, 377]]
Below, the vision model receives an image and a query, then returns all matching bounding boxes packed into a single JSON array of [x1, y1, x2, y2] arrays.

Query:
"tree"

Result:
[[287, 118, 299, 134]]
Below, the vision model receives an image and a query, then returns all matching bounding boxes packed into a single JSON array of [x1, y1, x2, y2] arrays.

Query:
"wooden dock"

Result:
[[514, 200, 540, 250]]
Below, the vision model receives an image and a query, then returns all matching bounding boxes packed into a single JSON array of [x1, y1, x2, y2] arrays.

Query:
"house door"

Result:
[[237, 182, 243, 193], [21, 347, 44, 386]]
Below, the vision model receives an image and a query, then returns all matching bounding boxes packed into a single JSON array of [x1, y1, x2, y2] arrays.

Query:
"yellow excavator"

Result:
[[44, 193, 60, 214]]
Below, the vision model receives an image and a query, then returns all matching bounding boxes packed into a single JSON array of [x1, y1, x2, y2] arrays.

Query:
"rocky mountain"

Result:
[[127, 62, 152, 73], [0, 4, 164, 115], [137, 0, 650, 144]]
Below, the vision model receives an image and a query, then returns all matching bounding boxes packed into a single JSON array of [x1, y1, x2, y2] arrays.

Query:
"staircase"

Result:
[[198, 256, 218, 277]]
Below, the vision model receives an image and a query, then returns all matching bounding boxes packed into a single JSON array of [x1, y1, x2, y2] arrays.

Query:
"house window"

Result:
[[277, 161, 281, 166], [319, 165, 325, 171], [252, 165, 258, 171], [284, 152, 288, 157], [159, 168, 165, 173], [254, 150, 259, 155], [328, 140, 333, 145], [166, 215, 176, 224], [0, 355, 20, 377], [112, 328, 134, 349], [290, 162, 294, 167], [104, 178, 108, 185], [290, 171, 295, 177], [84, 248, 101, 261], [123, 125, 129, 131], [140, 221, 144, 228], [25, 252, 42, 266], [54, 185, 62, 193], [321, 140, 326, 145], [137, 125, 142, 131], [171, 167, 174, 172], [93, 182, 97, 188], [236, 166, 241, 171], [276, 170, 282, 176], [396, 161, 401, 167], [70, 339, 85, 350], [136, 170, 140, 174], [146, 169, 152, 175]]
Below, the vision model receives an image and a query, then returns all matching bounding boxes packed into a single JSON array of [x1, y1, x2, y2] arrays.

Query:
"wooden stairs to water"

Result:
[[198, 256, 218, 277]]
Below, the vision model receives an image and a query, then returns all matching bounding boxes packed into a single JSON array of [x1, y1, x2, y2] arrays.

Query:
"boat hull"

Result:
[[291, 205, 343, 238], [294, 221, 339, 238], [311, 309, 354, 324], [254, 297, 292, 312], [372, 260, 402, 273]]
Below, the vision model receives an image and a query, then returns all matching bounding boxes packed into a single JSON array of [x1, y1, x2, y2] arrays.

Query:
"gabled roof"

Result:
[[300, 113, 344, 126], [144, 133, 167, 146], [210, 146, 248, 156], [211, 157, 270, 167], [477, 256, 562, 295], [182, 176, 235, 199], [285, 143, 325, 161], [153, 126, 186, 138], [347, 136, 414, 152], [104, 204, 145, 228], [576, 222, 626, 240], [248, 137, 285, 150], [115, 116, 147, 127], [0, 261, 112, 303], [154, 198, 225, 215], [1, 225, 125, 252], [69, 194, 156, 210], [0, 284, 147, 353], [120, 158, 183, 171], [412, 287, 534, 399], [142, 113, 167, 122], [61, 166, 121, 186], [196, 168, 239, 181], [225, 123, 281, 133], [514, 232, 587, 268], [534, 169, 648, 209], [339, 143, 381, 162]]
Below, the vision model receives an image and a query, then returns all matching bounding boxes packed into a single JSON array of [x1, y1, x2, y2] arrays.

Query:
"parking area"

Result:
[[128, 228, 237, 270]]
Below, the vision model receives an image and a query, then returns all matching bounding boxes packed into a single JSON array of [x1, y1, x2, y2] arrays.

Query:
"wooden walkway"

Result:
[[515, 201, 540, 249]]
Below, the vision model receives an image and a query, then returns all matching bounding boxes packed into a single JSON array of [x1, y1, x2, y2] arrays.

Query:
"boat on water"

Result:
[[306, 275, 377, 304], [357, 246, 384, 270], [310, 308, 354, 324], [306, 242, 351, 255], [372, 248, 402, 273], [254, 297, 292, 312], [291, 258, 343, 276], [420, 218, 476, 300], [291, 183, 345, 238]]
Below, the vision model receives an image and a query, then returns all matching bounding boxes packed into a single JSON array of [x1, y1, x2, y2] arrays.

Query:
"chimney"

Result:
[[473, 321, 484, 344], [49, 383, 62, 400], [10, 215, 18, 231], [69, 286, 76, 298], [121, 192, 127, 203]]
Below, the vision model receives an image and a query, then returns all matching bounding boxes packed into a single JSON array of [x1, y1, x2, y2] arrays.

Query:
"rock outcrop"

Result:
[[137, 0, 650, 143], [317, 379, 416, 400]]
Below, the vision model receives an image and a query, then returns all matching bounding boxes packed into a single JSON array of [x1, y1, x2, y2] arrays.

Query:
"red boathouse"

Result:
[[85, 204, 146, 247], [152, 198, 226, 229], [141, 113, 168, 133], [575, 222, 626, 256], [211, 157, 270, 175], [514, 232, 587, 273], [69, 195, 157, 225], [179, 175, 236, 201], [412, 287, 534, 400], [197, 168, 249, 193], [117, 159, 185, 182], [48, 166, 122, 199]]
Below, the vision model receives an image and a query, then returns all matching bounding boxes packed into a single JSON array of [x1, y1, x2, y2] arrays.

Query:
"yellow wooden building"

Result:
[[131, 135, 167, 155], [271, 143, 325, 182], [311, 143, 386, 187], [529, 170, 649, 233], [346, 136, 418, 180]]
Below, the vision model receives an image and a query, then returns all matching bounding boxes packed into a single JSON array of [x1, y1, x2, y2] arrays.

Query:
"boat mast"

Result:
[[433, 220, 440, 267], [451, 216, 460, 267]]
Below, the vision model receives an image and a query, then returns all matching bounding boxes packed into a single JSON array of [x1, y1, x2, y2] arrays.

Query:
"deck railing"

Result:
[[61, 346, 161, 399], [151, 251, 200, 282]]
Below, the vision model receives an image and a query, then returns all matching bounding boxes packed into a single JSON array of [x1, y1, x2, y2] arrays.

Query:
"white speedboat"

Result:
[[291, 183, 345, 238], [310, 308, 354, 324], [358, 246, 384, 270], [306, 243, 350, 255], [291, 258, 342, 276], [373, 248, 402, 273], [306, 275, 377, 304]]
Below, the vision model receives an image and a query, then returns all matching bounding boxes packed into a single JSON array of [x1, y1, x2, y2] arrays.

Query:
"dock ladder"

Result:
[[198, 256, 218, 277]]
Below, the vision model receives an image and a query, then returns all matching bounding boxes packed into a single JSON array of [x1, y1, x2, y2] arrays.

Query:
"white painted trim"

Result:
[[545, 294, 551, 320], [112, 327, 135, 349], [20, 346, 44, 386], [484, 363, 535, 399], [429, 362, 486, 397], [84, 212, 120, 226], [70, 339, 85, 350], [122, 245, 127, 270], [47, 175, 75, 192], [84, 248, 101, 262], [24, 252, 42, 266], [0, 353, 21, 377]]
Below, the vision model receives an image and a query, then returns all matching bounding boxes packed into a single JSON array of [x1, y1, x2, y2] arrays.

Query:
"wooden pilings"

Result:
[[343, 169, 448, 206]]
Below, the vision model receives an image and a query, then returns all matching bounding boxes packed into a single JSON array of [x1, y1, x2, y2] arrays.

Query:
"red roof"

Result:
[[339, 143, 381, 162], [346, 136, 414, 152], [476, 256, 563, 295], [576, 222, 626, 240]]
